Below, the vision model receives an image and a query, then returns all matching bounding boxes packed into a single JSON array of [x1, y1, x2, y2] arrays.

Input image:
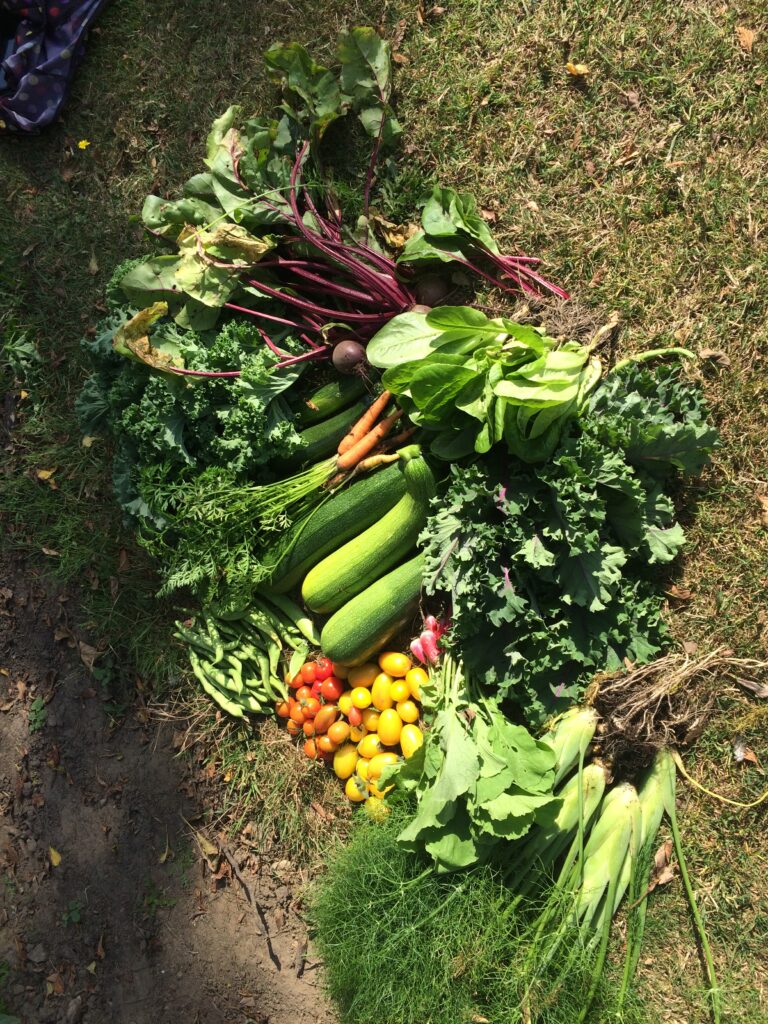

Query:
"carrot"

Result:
[[337, 390, 391, 455], [378, 426, 417, 450], [355, 451, 402, 473], [336, 410, 403, 471]]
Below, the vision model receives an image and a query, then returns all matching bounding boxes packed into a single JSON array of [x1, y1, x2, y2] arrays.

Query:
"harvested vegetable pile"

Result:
[[79, 25, 735, 1024]]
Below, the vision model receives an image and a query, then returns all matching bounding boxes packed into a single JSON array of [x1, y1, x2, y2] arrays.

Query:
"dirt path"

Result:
[[0, 556, 331, 1024]]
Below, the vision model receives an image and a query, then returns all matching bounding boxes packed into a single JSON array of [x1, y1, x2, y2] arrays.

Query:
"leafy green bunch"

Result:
[[367, 304, 601, 461], [419, 365, 718, 723]]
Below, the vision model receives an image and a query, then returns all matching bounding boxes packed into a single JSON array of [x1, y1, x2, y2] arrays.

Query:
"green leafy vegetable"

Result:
[[419, 365, 717, 724]]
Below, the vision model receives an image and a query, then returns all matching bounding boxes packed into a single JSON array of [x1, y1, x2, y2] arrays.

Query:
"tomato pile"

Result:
[[275, 650, 425, 808]]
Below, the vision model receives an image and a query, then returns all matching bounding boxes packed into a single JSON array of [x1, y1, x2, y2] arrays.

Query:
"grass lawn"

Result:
[[2, 1, 767, 1021]]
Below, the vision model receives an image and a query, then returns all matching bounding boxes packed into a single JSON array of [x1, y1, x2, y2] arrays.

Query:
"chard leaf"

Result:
[[366, 311, 445, 368], [119, 255, 181, 309]]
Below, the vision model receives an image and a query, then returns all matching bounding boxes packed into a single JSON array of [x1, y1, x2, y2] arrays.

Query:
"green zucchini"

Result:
[[290, 400, 367, 466], [320, 553, 425, 666], [267, 463, 408, 592], [296, 377, 367, 426], [302, 456, 435, 614]]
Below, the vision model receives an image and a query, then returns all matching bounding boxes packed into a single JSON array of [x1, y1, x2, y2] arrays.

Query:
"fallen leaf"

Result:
[[665, 584, 693, 601], [96, 933, 106, 959], [624, 89, 641, 109], [427, 4, 447, 15], [78, 641, 101, 672], [81, 435, 96, 448], [118, 548, 130, 572], [35, 468, 56, 481], [86, 961, 97, 974], [46, 971, 65, 994], [736, 26, 756, 53], [159, 829, 174, 864], [392, 52, 409, 65], [49, 846, 62, 867], [698, 347, 731, 368], [566, 62, 590, 77], [682, 640, 699, 656], [19, 389, 29, 399], [391, 18, 407, 50], [756, 494, 768, 529], [88, 253, 99, 276], [41, 547, 61, 557]]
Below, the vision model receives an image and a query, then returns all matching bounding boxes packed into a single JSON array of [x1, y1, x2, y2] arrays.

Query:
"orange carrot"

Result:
[[336, 410, 403, 471], [337, 390, 391, 455]]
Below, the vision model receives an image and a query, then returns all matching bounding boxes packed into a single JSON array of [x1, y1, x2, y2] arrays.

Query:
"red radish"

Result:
[[410, 637, 426, 664], [420, 630, 440, 665]]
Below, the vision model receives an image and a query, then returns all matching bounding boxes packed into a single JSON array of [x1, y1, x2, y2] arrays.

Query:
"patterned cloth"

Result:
[[0, 0, 111, 133]]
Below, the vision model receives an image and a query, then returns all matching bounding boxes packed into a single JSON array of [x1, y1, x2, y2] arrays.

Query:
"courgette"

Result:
[[296, 377, 367, 426], [320, 553, 425, 665], [302, 456, 435, 614], [267, 463, 408, 592], [290, 400, 367, 466]]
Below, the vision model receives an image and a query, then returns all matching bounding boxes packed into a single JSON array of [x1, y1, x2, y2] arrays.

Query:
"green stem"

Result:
[[668, 804, 721, 1024], [612, 347, 695, 373]]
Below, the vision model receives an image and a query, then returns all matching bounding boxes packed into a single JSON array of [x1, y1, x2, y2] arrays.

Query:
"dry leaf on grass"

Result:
[[566, 62, 590, 77], [699, 347, 731, 368], [665, 584, 693, 601], [736, 26, 756, 53], [733, 735, 763, 771], [756, 494, 768, 529], [48, 846, 62, 867]]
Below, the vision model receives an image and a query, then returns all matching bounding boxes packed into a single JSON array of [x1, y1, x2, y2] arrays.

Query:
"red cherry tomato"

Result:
[[314, 656, 333, 681], [300, 663, 317, 684], [311, 679, 324, 699], [348, 705, 363, 727], [320, 675, 344, 702], [295, 685, 313, 702]]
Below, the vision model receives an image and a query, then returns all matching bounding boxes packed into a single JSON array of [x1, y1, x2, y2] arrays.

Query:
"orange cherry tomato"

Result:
[[295, 685, 313, 701], [303, 739, 319, 759], [290, 673, 303, 690], [286, 719, 302, 736], [327, 721, 350, 745], [300, 662, 317, 684], [316, 734, 338, 754], [275, 701, 290, 719], [302, 719, 316, 737], [313, 704, 339, 735], [289, 703, 305, 725], [300, 696, 321, 719]]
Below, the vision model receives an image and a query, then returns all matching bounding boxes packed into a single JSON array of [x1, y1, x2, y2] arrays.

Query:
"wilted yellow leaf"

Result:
[[81, 435, 96, 448], [566, 62, 590, 77], [86, 961, 97, 974], [19, 389, 29, 400], [41, 547, 61, 557], [35, 468, 56, 481], [49, 846, 62, 867]]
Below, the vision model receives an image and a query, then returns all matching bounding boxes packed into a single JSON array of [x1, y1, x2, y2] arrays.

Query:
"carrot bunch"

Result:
[[327, 391, 416, 485]]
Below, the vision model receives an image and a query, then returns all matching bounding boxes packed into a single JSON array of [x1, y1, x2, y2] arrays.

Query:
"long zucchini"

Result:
[[302, 456, 435, 614], [295, 377, 367, 426], [267, 463, 408, 592], [320, 553, 425, 666]]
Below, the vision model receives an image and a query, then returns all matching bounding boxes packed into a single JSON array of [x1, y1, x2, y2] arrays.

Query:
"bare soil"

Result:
[[0, 556, 331, 1024]]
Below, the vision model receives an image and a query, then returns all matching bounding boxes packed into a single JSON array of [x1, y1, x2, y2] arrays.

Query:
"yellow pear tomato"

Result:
[[332, 743, 359, 780], [356, 758, 370, 782], [371, 673, 394, 711], [345, 774, 367, 803], [389, 679, 410, 703], [400, 724, 424, 759], [377, 708, 403, 747], [396, 699, 420, 724], [361, 708, 381, 732], [405, 667, 428, 701], [378, 651, 412, 678], [338, 691, 354, 716], [357, 733, 383, 760], [368, 751, 399, 780], [350, 686, 372, 709]]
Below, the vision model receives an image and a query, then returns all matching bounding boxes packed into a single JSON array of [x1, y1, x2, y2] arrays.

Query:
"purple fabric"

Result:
[[0, 0, 111, 133]]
